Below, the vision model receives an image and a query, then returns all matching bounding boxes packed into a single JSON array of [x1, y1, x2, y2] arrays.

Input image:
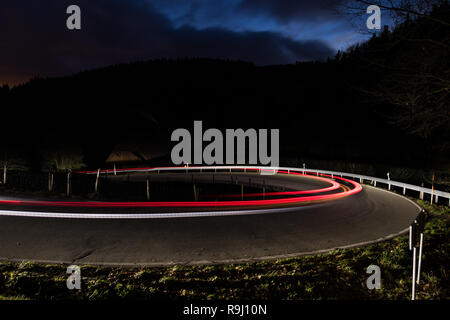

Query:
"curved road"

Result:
[[0, 171, 421, 266]]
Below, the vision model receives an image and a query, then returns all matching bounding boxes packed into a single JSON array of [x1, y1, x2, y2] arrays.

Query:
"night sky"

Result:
[[1, 0, 371, 85]]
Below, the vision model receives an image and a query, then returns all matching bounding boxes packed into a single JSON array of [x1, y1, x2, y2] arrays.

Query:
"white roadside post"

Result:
[[410, 212, 426, 300], [417, 233, 424, 285], [420, 183, 424, 200], [263, 180, 266, 200], [193, 184, 198, 201], [48, 172, 54, 192], [412, 245, 417, 300], [409, 219, 418, 300], [387, 172, 391, 190], [409, 225, 413, 251], [94, 168, 100, 193], [3, 163, 6, 184], [66, 169, 71, 197], [416, 210, 426, 285], [430, 173, 435, 205], [114, 163, 117, 176]]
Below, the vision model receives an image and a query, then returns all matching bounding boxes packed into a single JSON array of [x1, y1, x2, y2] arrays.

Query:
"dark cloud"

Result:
[[0, 0, 334, 85], [238, 0, 344, 22]]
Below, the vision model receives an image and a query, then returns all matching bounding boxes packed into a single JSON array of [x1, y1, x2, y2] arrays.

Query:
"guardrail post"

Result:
[[403, 187, 406, 195], [263, 180, 266, 200], [387, 172, 391, 190], [409, 225, 412, 251], [94, 168, 100, 193], [66, 169, 71, 197], [2, 163, 6, 184], [417, 233, 424, 285], [146, 177, 150, 201], [48, 172, 54, 192], [430, 173, 435, 205], [412, 246, 417, 300]]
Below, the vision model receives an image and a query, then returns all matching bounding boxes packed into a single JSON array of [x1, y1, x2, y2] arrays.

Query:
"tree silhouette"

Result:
[[40, 147, 86, 172], [341, 1, 449, 146]]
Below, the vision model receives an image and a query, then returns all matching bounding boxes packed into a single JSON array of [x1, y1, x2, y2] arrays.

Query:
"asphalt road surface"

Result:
[[0, 172, 421, 266]]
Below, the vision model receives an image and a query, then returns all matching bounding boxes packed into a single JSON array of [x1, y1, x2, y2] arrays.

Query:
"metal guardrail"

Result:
[[281, 167, 450, 205], [87, 165, 450, 206]]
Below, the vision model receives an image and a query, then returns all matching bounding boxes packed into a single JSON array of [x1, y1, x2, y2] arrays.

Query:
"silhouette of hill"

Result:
[[0, 57, 431, 170]]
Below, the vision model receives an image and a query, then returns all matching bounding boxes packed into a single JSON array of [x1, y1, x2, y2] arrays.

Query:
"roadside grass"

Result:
[[0, 199, 448, 300]]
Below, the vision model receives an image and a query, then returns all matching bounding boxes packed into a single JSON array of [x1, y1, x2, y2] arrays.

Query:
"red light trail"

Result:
[[0, 167, 362, 208]]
